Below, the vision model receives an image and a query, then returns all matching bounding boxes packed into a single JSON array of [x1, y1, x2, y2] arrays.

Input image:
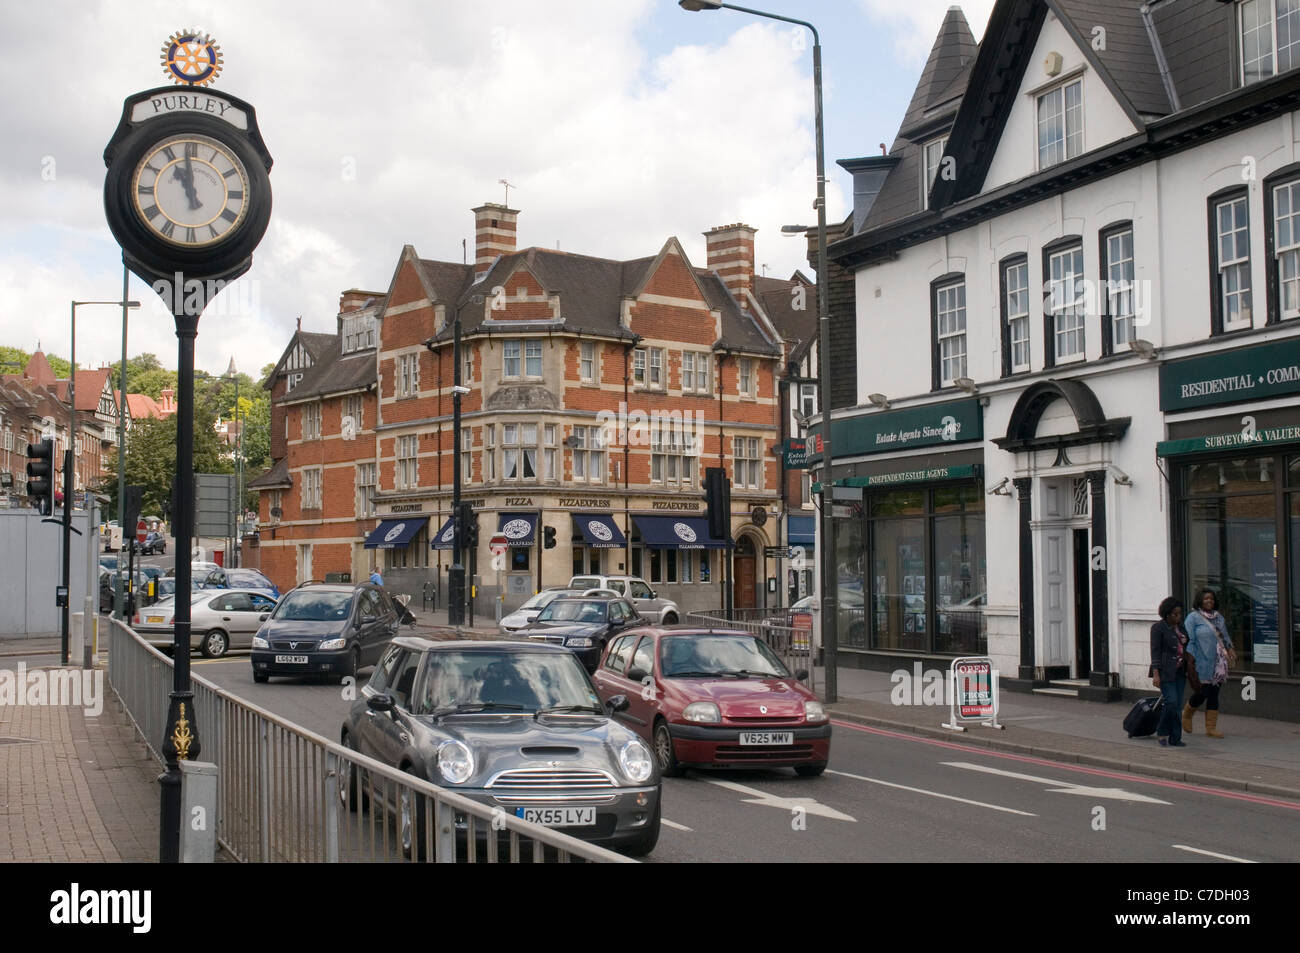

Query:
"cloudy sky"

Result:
[[0, 0, 993, 379]]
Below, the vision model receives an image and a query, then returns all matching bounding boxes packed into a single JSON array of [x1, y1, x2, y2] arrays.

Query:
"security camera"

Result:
[[1111, 466, 1132, 486], [451, 385, 471, 396]]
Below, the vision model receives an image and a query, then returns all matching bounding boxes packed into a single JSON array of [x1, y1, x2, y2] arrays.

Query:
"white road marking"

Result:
[[702, 777, 857, 822], [942, 761, 1172, 804], [827, 768, 1037, 816], [661, 818, 692, 832], [1171, 844, 1258, 863]]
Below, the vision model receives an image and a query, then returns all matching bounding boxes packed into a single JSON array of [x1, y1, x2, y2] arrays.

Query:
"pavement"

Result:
[[0, 622, 1295, 864]]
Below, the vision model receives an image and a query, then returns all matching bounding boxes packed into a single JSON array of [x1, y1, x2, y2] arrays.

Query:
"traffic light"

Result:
[[454, 501, 476, 552], [543, 525, 556, 549], [25, 438, 54, 516], [466, 512, 479, 548], [704, 466, 730, 540], [122, 485, 144, 541]]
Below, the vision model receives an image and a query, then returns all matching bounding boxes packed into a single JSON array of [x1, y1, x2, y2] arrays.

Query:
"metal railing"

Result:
[[686, 609, 818, 694], [106, 619, 632, 863]]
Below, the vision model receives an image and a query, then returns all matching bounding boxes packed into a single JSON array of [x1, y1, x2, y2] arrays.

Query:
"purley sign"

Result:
[[1160, 337, 1300, 412]]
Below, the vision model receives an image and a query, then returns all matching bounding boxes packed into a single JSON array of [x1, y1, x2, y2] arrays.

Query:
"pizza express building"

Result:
[[250, 203, 816, 615], [816, 0, 1300, 715]]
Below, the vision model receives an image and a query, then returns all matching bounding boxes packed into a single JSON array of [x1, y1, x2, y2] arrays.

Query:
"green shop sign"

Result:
[[1157, 422, 1300, 457], [783, 437, 809, 469], [814, 464, 980, 494], [808, 398, 982, 462], [1160, 337, 1300, 412]]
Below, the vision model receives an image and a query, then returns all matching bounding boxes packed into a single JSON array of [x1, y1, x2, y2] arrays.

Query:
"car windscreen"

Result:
[[414, 651, 600, 714], [520, 589, 565, 611], [659, 635, 791, 678], [227, 571, 270, 588], [537, 600, 607, 623], [272, 590, 353, 621]]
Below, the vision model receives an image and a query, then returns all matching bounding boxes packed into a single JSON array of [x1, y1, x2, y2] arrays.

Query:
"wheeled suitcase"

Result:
[[1123, 696, 1164, 737]]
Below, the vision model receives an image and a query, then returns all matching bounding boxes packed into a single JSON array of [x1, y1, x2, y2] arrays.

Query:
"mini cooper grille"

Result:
[[486, 768, 617, 791]]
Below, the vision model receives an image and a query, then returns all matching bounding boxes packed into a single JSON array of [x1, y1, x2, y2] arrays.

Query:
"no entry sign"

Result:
[[136, 519, 148, 544]]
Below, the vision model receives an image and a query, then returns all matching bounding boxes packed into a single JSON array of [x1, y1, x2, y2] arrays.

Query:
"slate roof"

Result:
[[247, 456, 291, 489], [423, 245, 781, 356], [282, 348, 377, 403], [755, 273, 818, 360]]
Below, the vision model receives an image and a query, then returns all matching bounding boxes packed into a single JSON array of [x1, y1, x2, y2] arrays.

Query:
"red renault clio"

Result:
[[592, 626, 830, 777]]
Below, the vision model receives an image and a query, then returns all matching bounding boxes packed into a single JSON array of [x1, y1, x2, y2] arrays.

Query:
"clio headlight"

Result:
[[682, 702, 720, 723]]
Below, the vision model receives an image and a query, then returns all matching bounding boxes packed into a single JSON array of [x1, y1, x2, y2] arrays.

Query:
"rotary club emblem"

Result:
[[161, 29, 224, 87]]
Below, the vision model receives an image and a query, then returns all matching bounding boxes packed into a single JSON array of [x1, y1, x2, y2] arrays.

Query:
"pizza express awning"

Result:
[[497, 512, 538, 547], [573, 514, 626, 549], [363, 517, 428, 550], [430, 517, 456, 550], [633, 515, 729, 549]]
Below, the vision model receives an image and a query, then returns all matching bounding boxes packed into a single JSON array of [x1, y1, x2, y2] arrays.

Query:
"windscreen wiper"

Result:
[[534, 704, 604, 717], [428, 703, 527, 720]]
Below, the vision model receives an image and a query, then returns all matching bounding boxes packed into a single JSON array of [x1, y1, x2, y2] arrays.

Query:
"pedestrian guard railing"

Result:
[[105, 618, 632, 863], [685, 608, 818, 694]]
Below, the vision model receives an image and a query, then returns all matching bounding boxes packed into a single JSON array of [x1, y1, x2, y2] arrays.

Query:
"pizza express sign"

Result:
[[807, 399, 982, 462], [1160, 337, 1300, 412]]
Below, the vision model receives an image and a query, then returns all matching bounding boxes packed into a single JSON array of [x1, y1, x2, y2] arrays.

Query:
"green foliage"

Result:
[[0, 345, 72, 378], [104, 353, 177, 400]]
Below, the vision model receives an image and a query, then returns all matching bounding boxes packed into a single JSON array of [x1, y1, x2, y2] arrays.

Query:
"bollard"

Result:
[[82, 597, 94, 668], [71, 612, 84, 665], [179, 760, 219, 862]]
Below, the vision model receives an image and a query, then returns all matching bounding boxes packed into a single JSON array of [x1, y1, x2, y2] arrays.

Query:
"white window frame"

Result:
[[396, 435, 419, 490], [302, 401, 322, 441], [525, 339, 543, 377], [1240, 0, 1300, 84], [922, 136, 947, 208], [1004, 260, 1031, 373], [1036, 79, 1083, 170], [1048, 246, 1086, 363], [396, 353, 420, 398], [733, 436, 761, 489], [1105, 228, 1136, 348], [798, 382, 817, 420], [462, 429, 472, 484], [343, 394, 362, 432], [1215, 194, 1253, 331], [648, 348, 663, 388], [571, 425, 604, 484], [1274, 178, 1300, 319], [935, 280, 967, 386], [503, 340, 521, 378], [463, 347, 473, 384], [738, 357, 755, 397], [580, 342, 595, 381], [682, 351, 711, 394], [632, 348, 646, 386], [651, 429, 696, 487], [302, 467, 322, 510], [355, 463, 376, 518]]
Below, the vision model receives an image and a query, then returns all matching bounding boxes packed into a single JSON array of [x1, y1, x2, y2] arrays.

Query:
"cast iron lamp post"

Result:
[[679, 0, 837, 700], [226, 357, 243, 568]]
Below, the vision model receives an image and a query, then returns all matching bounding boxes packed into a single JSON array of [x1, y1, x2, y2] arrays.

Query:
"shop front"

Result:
[[1160, 339, 1300, 703]]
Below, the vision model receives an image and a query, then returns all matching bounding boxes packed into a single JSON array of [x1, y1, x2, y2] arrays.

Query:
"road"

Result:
[[190, 653, 1300, 864]]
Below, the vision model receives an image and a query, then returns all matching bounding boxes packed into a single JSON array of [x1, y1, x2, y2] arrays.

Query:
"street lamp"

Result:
[[226, 357, 242, 569], [680, 0, 838, 700], [70, 297, 140, 659]]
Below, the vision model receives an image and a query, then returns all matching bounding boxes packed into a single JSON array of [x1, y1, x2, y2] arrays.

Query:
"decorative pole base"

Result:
[[159, 690, 200, 863]]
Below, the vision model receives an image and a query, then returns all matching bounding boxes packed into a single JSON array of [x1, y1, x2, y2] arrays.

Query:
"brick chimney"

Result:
[[339, 288, 383, 313], [704, 223, 757, 303], [159, 388, 175, 415], [472, 203, 520, 279]]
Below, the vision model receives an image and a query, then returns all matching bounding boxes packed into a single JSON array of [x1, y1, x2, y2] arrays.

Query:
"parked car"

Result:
[[98, 569, 152, 616], [135, 588, 279, 658], [164, 561, 221, 578], [153, 576, 207, 601], [201, 567, 281, 598], [787, 589, 866, 646], [568, 575, 680, 624], [127, 531, 167, 555], [592, 626, 831, 778], [340, 638, 660, 856], [99, 554, 120, 573], [498, 587, 581, 634], [250, 582, 405, 683], [522, 595, 647, 672]]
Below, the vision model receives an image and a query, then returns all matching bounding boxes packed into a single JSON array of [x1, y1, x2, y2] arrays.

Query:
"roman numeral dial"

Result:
[[131, 133, 251, 247]]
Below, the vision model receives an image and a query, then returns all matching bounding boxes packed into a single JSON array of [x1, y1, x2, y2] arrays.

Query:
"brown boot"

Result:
[[1205, 710, 1224, 738], [1182, 702, 1196, 734]]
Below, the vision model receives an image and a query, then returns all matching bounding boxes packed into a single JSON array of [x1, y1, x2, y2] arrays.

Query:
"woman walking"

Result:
[[1183, 588, 1234, 738], [1150, 596, 1190, 747]]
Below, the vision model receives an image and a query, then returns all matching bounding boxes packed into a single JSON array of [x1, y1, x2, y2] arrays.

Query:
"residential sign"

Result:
[[1159, 337, 1300, 412], [808, 399, 982, 462]]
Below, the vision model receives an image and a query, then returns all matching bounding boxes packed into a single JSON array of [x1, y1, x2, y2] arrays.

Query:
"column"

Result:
[[1014, 477, 1035, 680], [1087, 469, 1111, 686]]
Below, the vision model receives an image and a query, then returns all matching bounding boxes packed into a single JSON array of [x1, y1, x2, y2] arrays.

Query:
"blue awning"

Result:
[[497, 512, 537, 547], [364, 517, 428, 550], [633, 515, 729, 549], [788, 514, 816, 547], [430, 517, 456, 550], [573, 514, 627, 549]]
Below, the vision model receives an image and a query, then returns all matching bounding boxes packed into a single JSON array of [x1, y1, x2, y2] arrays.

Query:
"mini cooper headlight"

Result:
[[564, 636, 593, 648], [251, 635, 269, 650], [318, 637, 347, 651], [437, 740, 474, 784], [682, 701, 721, 723], [619, 739, 654, 783], [804, 700, 827, 723]]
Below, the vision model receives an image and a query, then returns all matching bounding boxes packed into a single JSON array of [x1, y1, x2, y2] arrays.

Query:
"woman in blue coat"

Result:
[[1183, 588, 1233, 738], [1149, 596, 1189, 747]]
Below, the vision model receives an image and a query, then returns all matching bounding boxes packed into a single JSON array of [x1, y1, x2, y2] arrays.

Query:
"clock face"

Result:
[[131, 133, 250, 247]]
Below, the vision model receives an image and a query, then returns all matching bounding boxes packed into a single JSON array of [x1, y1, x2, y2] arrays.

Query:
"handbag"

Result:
[[1213, 638, 1230, 685], [1185, 649, 1202, 693]]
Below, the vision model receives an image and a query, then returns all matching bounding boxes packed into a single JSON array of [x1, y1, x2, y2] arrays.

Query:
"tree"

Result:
[[1, 345, 72, 378], [105, 353, 177, 400]]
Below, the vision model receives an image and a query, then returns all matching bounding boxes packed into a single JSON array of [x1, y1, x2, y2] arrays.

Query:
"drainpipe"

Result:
[[1140, 1, 1181, 112]]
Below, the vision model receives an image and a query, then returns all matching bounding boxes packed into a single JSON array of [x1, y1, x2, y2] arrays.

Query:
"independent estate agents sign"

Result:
[[1160, 337, 1300, 412], [808, 398, 981, 462]]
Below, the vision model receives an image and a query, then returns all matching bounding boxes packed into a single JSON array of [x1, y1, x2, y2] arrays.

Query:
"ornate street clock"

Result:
[[103, 85, 272, 287]]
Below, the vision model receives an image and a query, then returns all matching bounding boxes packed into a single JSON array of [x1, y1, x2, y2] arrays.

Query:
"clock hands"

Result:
[[171, 160, 202, 211]]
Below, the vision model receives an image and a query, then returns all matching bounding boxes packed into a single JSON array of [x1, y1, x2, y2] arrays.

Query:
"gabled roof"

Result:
[[24, 351, 56, 388], [248, 457, 291, 490], [281, 349, 377, 404], [266, 330, 336, 390], [120, 392, 165, 420], [755, 273, 818, 360], [72, 369, 112, 413], [1053, 0, 1172, 119]]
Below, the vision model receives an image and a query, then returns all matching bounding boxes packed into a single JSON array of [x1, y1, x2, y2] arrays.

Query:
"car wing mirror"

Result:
[[401, 607, 416, 626], [626, 666, 647, 682], [259, 613, 270, 623], [604, 694, 630, 714], [360, 615, 377, 625], [796, 669, 809, 682], [367, 693, 395, 713]]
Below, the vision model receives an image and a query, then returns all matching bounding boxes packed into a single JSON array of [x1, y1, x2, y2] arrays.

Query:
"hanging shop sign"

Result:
[[783, 437, 809, 469], [1159, 337, 1300, 412], [807, 399, 981, 462]]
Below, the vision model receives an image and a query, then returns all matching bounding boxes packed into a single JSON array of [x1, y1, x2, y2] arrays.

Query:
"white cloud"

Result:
[[858, 0, 996, 65]]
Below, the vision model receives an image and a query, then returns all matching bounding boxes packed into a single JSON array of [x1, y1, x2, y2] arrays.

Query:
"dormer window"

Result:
[[1240, 0, 1300, 85], [922, 136, 947, 209], [1037, 79, 1082, 169]]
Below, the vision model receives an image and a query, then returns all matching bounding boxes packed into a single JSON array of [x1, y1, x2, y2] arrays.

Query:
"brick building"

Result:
[[251, 203, 815, 615]]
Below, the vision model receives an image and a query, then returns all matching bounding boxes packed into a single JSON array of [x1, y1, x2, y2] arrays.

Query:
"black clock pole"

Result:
[[159, 302, 202, 863]]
